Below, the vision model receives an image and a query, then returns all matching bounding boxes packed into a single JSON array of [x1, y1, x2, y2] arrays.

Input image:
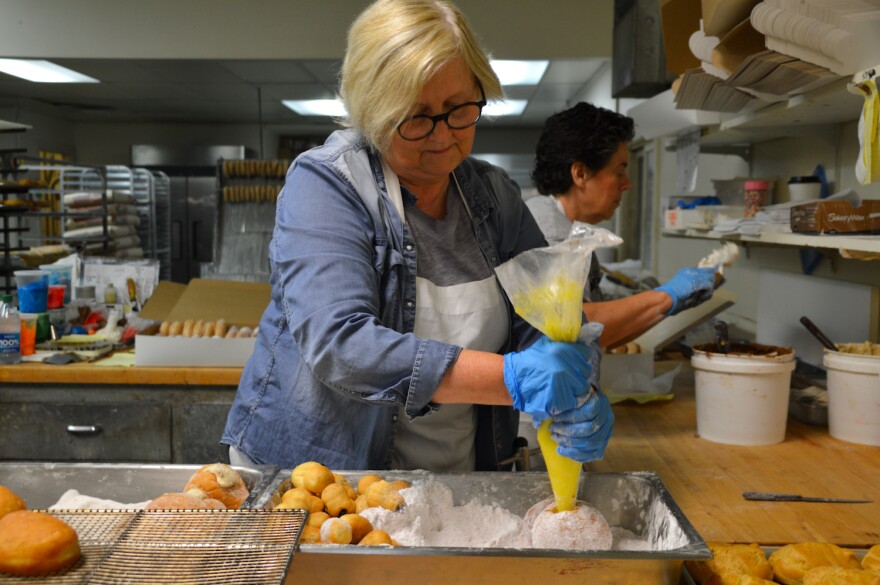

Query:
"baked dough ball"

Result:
[[863, 544, 880, 572], [357, 474, 383, 495], [168, 321, 183, 337], [0, 485, 26, 519], [146, 493, 209, 510], [340, 513, 372, 544], [214, 319, 228, 338], [278, 488, 324, 513], [359, 529, 397, 546], [803, 566, 880, 585], [184, 463, 249, 509], [158, 321, 170, 336], [770, 542, 861, 585], [735, 577, 778, 585], [292, 462, 335, 496], [685, 542, 774, 585], [530, 500, 612, 550], [182, 319, 195, 337], [320, 517, 352, 544], [0, 510, 81, 576], [364, 480, 404, 511], [202, 321, 216, 338]]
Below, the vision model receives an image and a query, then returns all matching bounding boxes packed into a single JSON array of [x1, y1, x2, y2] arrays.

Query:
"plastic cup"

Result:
[[20, 315, 36, 356], [47, 285, 65, 309], [15, 270, 48, 313], [40, 264, 73, 304]]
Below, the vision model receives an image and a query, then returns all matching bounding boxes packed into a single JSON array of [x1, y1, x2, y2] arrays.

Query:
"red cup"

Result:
[[47, 284, 65, 309]]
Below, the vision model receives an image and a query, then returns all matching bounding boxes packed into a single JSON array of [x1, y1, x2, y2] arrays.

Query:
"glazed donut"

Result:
[[236, 326, 254, 338], [182, 319, 195, 338], [0, 510, 81, 576], [158, 321, 170, 336], [145, 493, 209, 510], [183, 463, 249, 509], [225, 325, 239, 339], [202, 321, 216, 338], [0, 485, 26, 519], [192, 320, 205, 338], [168, 321, 183, 337], [214, 319, 228, 338]]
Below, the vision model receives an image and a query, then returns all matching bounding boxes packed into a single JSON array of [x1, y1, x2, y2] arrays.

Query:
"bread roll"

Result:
[[183, 463, 249, 509], [863, 544, 880, 572], [182, 319, 195, 338], [158, 321, 170, 336], [685, 542, 773, 585], [770, 542, 861, 585], [168, 321, 183, 337], [0, 485, 26, 519], [146, 493, 209, 510], [803, 566, 880, 585], [0, 510, 81, 576], [214, 319, 228, 338]]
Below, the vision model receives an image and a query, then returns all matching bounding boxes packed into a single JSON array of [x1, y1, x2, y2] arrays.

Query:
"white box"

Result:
[[134, 335, 256, 367]]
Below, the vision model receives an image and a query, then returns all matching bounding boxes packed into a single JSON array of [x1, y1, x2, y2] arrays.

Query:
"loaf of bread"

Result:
[[685, 541, 774, 585], [769, 542, 862, 585]]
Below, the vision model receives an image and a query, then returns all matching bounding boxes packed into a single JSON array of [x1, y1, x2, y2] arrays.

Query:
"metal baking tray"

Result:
[[0, 462, 279, 510], [256, 470, 711, 585]]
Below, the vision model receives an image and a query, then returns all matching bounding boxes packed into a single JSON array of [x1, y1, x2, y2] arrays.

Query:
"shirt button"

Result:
[[406, 244, 413, 251], [406, 301, 413, 308], [491, 256, 497, 263]]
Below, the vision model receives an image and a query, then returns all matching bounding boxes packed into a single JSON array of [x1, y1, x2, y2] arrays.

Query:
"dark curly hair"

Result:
[[531, 102, 635, 195]]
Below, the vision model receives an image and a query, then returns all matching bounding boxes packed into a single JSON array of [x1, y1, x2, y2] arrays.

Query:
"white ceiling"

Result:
[[0, 57, 609, 129]]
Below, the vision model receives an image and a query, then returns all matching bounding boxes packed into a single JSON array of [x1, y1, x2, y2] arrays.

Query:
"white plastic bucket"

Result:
[[691, 347, 796, 445], [824, 349, 880, 446]]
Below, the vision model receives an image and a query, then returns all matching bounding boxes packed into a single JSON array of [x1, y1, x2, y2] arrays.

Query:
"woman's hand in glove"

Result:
[[549, 391, 614, 462], [655, 267, 717, 316], [502, 336, 595, 424]]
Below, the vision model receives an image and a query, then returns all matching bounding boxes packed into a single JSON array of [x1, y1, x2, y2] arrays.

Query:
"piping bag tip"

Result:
[[537, 419, 582, 512]]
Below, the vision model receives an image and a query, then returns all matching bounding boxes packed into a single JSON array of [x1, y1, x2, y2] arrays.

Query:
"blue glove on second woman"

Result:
[[502, 336, 595, 425], [656, 267, 717, 315], [549, 391, 614, 462]]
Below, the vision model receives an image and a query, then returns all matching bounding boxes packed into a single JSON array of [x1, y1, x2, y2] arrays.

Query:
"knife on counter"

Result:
[[743, 491, 872, 504]]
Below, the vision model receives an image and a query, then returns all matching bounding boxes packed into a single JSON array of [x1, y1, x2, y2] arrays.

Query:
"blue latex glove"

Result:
[[503, 336, 594, 425], [656, 267, 717, 316], [549, 391, 614, 462]]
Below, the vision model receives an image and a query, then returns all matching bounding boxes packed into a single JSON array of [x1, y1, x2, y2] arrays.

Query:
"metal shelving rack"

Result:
[[150, 170, 171, 280], [0, 147, 30, 295], [132, 168, 157, 260]]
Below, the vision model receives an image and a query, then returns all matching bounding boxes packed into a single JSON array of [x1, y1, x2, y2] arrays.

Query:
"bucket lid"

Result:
[[692, 349, 796, 374]]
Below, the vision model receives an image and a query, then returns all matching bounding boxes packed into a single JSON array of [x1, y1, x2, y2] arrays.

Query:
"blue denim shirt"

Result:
[[221, 129, 546, 470]]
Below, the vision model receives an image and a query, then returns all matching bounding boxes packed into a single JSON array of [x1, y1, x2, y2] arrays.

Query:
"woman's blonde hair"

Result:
[[340, 0, 503, 154]]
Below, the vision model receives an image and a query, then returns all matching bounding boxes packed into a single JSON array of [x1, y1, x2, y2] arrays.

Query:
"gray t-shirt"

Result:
[[525, 195, 604, 302], [392, 184, 508, 472]]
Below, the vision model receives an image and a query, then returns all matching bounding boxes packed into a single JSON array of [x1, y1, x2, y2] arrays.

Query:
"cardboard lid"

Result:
[[139, 279, 270, 327]]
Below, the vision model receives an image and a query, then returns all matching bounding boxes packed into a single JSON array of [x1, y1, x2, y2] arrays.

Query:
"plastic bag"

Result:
[[496, 223, 622, 342]]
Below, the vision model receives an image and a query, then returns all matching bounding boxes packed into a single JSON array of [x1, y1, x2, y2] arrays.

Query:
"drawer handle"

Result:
[[66, 425, 102, 436]]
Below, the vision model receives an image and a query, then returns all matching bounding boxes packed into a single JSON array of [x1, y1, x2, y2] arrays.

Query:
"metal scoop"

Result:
[[799, 316, 837, 351]]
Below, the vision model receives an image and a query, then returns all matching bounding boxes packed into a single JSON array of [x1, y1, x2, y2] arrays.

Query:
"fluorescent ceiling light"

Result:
[[282, 99, 347, 117], [484, 100, 528, 116], [490, 60, 549, 86], [0, 59, 98, 83]]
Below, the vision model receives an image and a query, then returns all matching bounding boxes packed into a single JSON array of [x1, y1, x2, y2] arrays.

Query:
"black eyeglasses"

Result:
[[397, 88, 487, 141]]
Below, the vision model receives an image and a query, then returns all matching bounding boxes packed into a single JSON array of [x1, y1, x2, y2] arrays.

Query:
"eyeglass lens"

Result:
[[398, 103, 482, 140]]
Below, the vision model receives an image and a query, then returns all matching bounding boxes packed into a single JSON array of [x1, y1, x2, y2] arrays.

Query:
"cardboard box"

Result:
[[664, 205, 745, 230], [135, 278, 271, 367], [659, 0, 702, 74], [790, 200, 880, 234]]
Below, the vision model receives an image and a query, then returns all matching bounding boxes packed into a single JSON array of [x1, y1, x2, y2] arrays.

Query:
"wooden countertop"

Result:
[[0, 362, 242, 386], [591, 366, 880, 547]]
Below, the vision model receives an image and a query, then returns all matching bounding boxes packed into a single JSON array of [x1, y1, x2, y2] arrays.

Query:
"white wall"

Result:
[[651, 119, 880, 342]]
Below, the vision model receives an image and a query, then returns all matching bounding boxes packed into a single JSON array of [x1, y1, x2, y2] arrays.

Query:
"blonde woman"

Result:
[[223, 0, 612, 471]]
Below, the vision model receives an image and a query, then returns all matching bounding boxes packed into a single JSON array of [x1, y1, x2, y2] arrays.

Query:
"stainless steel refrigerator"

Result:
[[131, 144, 255, 283]]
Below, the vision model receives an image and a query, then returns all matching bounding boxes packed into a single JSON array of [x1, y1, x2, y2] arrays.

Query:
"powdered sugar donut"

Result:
[[530, 500, 613, 550]]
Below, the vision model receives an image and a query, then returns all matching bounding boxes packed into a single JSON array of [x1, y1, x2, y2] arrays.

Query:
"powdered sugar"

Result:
[[360, 479, 652, 550]]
